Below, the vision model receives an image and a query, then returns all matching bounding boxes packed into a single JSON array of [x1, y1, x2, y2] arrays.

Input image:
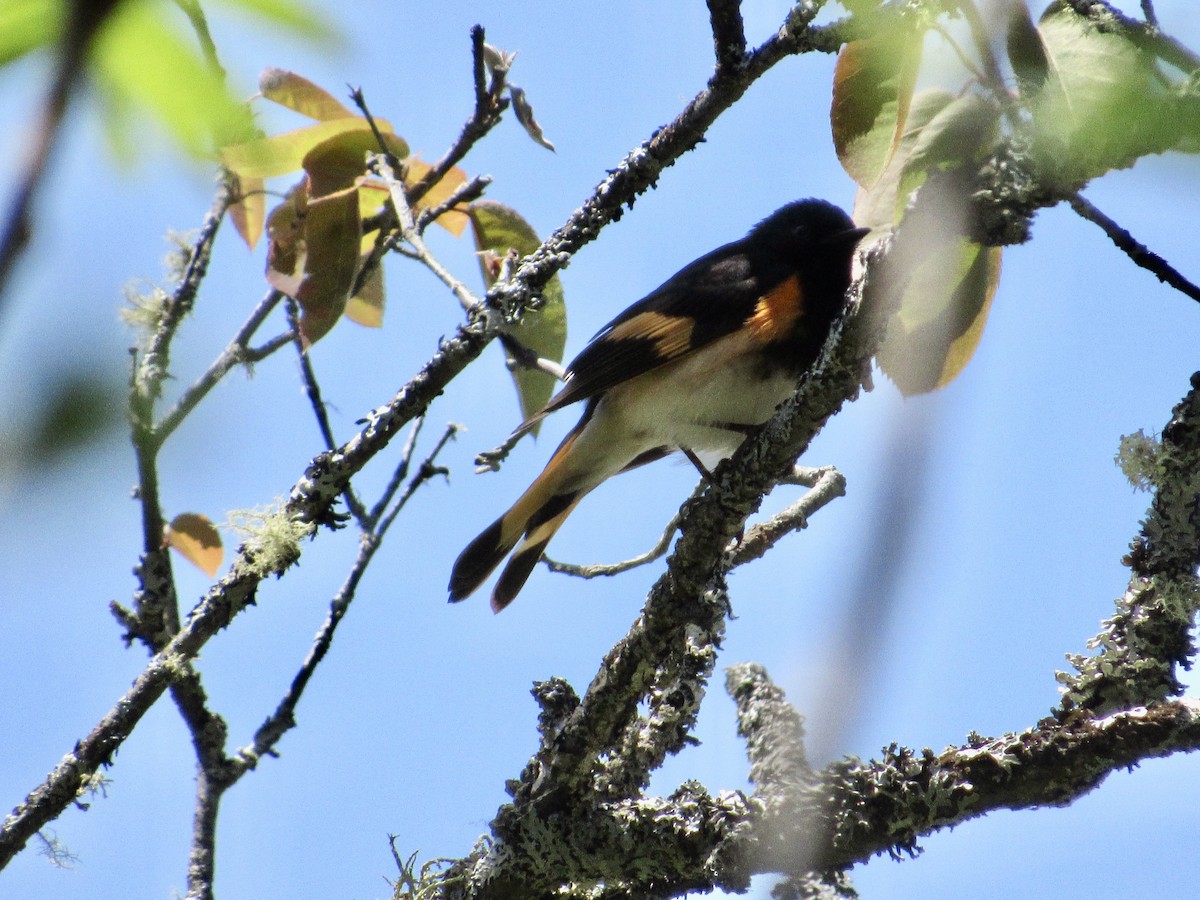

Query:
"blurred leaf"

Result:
[[24, 371, 123, 463], [302, 128, 408, 197], [876, 171, 1002, 395], [0, 0, 60, 66], [468, 201, 567, 431], [259, 67, 354, 120], [1029, 3, 1185, 187], [510, 85, 555, 152], [852, 89, 955, 232], [219, 0, 330, 42], [894, 92, 998, 219], [228, 173, 266, 250], [165, 513, 223, 578], [92, 0, 248, 156], [1006, 0, 1050, 96], [878, 237, 1001, 395], [219, 117, 402, 181], [831, 28, 923, 187]]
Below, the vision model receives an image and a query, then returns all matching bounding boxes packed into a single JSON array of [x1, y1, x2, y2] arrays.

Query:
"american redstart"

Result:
[[449, 199, 868, 612]]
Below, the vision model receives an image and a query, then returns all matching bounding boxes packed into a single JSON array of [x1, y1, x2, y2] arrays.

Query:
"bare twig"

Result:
[[374, 155, 483, 313], [414, 175, 492, 234], [154, 289, 288, 446], [407, 26, 510, 208], [544, 511, 684, 579], [1068, 193, 1200, 305], [285, 297, 371, 525], [729, 465, 846, 567], [238, 421, 458, 768]]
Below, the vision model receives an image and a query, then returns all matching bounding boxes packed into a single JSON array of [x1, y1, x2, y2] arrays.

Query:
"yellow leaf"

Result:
[[218, 118, 402, 181], [259, 67, 355, 121], [406, 158, 470, 236], [228, 173, 266, 251], [344, 259, 385, 327], [165, 513, 223, 578]]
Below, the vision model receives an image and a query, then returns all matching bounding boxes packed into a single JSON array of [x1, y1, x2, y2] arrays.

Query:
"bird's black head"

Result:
[[749, 198, 868, 312], [749, 198, 867, 261]]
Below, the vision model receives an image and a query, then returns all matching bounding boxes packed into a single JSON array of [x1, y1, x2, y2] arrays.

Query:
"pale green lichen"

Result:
[[1115, 429, 1161, 492], [226, 499, 314, 576], [119, 282, 170, 345]]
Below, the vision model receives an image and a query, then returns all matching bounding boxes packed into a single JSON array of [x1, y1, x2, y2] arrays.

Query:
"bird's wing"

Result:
[[522, 240, 799, 428]]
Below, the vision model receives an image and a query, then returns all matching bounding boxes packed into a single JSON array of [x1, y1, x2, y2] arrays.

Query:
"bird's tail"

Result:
[[448, 426, 588, 612]]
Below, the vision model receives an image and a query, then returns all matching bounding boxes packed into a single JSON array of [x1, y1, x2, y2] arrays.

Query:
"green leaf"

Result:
[[468, 201, 567, 433], [217, 0, 331, 42], [1029, 4, 1185, 187], [894, 92, 999, 219], [831, 28, 924, 188], [852, 88, 955, 231], [92, 0, 247, 157], [0, 0, 60, 67]]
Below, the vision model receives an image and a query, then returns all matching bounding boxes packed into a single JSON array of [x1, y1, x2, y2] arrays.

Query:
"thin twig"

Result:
[[408, 26, 510, 208], [414, 174, 492, 233], [374, 154, 483, 312], [237, 421, 458, 768], [544, 512, 684, 579], [729, 465, 846, 567], [285, 297, 370, 525], [153, 289, 287, 445], [1069, 193, 1200, 304]]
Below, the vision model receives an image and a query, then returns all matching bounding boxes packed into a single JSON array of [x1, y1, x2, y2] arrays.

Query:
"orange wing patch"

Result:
[[746, 275, 804, 344], [605, 311, 695, 360]]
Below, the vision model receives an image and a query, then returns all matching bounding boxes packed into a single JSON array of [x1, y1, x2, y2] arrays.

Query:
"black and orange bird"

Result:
[[449, 199, 868, 612]]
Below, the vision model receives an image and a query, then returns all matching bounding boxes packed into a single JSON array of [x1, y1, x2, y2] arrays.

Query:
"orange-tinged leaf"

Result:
[[259, 67, 356, 121], [405, 158, 470, 236], [832, 30, 923, 188], [218, 117, 402, 181], [303, 129, 409, 198], [228, 173, 266, 250], [165, 513, 223, 578]]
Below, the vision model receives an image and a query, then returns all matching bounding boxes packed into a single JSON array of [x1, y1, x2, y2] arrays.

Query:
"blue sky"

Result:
[[1, 1, 1198, 898]]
